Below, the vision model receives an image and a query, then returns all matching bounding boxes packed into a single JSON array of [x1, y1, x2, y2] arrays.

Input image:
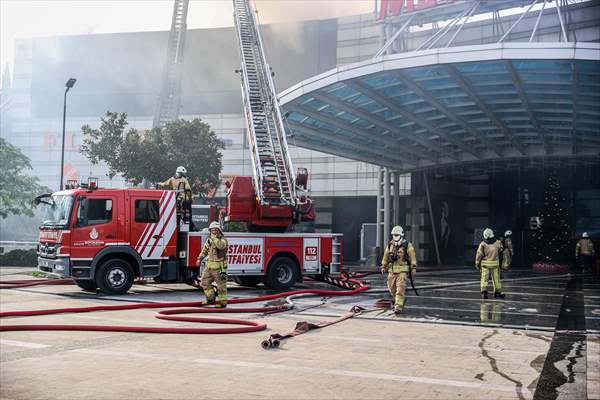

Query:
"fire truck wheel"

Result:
[[265, 256, 299, 291], [96, 258, 134, 295], [234, 276, 262, 287], [74, 279, 97, 292]]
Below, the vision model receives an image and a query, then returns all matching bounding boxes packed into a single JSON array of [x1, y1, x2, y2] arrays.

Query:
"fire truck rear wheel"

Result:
[[264, 256, 299, 291], [74, 279, 97, 292], [96, 258, 134, 295]]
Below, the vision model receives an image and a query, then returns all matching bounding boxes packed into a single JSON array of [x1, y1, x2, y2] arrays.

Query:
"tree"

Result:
[[529, 175, 572, 264], [81, 112, 225, 196], [0, 138, 45, 218]]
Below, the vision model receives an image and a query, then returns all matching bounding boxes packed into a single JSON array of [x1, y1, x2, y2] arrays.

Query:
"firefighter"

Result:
[[381, 225, 417, 315], [291, 195, 316, 233], [575, 232, 596, 273], [196, 221, 229, 307], [158, 166, 191, 200], [501, 230, 514, 271], [476, 228, 505, 299]]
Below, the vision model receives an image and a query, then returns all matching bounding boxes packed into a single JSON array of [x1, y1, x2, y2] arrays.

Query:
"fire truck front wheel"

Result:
[[74, 279, 97, 292], [233, 276, 262, 287], [96, 258, 135, 295], [264, 256, 299, 291]]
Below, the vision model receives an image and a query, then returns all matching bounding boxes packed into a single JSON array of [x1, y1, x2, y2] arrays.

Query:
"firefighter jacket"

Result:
[[476, 240, 502, 268], [576, 238, 595, 257], [200, 234, 228, 270], [382, 239, 417, 273], [159, 176, 191, 200], [503, 237, 514, 256]]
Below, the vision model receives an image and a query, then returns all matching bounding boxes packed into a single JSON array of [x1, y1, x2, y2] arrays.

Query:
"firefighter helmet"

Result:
[[582, 232, 589, 238], [391, 225, 404, 237], [504, 230, 512, 237], [209, 221, 222, 232], [483, 228, 494, 240], [176, 166, 187, 175]]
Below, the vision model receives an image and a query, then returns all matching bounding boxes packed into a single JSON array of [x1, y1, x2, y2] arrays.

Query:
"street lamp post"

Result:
[[59, 78, 77, 190]]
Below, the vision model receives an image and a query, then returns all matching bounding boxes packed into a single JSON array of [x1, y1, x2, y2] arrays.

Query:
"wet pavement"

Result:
[[1, 266, 599, 399]]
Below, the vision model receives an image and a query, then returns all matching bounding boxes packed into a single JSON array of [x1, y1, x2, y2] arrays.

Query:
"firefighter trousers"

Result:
[[200, 268, 227, 303], [502, 250, 512, 270], [387, 272, 408, 311], [480, 266, 502, 293]]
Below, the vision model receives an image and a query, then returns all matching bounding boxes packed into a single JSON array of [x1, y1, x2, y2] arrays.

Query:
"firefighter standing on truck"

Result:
[[197, 222, 228, 307], [158, 166, 191, 201], [476, 228, 505, 299], [576, 232, 596, 273], [381, 225, 417, 315]]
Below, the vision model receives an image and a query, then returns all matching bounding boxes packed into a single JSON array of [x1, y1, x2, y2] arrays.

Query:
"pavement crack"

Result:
[[479, 329, 526, 400]]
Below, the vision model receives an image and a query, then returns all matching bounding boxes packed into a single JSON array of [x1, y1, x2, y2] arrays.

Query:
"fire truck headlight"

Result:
[[55, 265, 65, 271]]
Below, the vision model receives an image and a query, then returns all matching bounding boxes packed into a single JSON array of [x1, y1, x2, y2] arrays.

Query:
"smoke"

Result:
[[252, 0, 373, 24], [252, 0, 373, 56]]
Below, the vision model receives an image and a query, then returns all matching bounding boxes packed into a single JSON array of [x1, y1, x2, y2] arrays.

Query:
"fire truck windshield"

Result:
[[39, 195, 74, 228]]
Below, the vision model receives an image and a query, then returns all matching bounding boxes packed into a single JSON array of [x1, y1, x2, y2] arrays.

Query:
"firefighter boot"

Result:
[[494, 291, 506, 299], [481, 290, 489, 299], [215, 300, 227, 308], [204, 289, 216, 305]]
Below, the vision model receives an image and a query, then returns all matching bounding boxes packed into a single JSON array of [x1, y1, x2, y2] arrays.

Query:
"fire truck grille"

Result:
[[38, 243, 58, 258]]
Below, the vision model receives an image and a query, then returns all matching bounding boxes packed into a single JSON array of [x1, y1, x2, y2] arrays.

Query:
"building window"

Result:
[[78, 199, 113, 226], [135, 200, 160, 223]]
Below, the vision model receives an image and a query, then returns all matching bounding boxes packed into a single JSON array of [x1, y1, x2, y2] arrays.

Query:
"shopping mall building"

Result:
[[1, 0, 599, 264]]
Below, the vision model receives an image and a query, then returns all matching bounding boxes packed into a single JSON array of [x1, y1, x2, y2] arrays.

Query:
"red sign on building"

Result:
[[378, 0, 455, 20]]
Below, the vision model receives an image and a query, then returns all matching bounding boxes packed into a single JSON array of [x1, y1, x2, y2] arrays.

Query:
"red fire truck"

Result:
[[35, 184, 341, 294], [36, 0, 339, 294]]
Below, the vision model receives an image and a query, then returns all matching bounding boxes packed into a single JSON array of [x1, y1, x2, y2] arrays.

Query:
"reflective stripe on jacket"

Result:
[[476, 240, 502, 269], [200, 235, 228, 270], [382, 239, 417, 273]]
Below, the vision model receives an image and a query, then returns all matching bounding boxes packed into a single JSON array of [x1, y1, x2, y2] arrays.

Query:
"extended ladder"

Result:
[[153, 0, 189, 129], [233, 0, 296, 205]]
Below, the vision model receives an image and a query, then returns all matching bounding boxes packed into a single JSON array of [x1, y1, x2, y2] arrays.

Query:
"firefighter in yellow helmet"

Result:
[[575, 232, 596, 273], [158, 166, 191, 201], [196, 221, 228, 307], [381, 225, 417, 315], [476, 228, 505, 299], [501, 230, 514, 271]]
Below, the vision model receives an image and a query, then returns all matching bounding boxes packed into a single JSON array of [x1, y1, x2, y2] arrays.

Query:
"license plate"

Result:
[[39, 259, 49, 267]]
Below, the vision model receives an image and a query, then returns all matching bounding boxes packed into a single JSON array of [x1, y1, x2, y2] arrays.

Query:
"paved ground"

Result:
[[1, 266, 599, 400]]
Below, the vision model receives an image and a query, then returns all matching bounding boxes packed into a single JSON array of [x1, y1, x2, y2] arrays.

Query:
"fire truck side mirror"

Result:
[[76, 197, 87, 227]]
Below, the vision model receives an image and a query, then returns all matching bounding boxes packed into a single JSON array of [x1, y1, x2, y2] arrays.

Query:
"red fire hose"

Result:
[[0, 278, 74, 289], [0, 278, 369, 335]]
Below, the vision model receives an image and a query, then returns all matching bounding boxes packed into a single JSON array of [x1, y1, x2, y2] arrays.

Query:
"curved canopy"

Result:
[[279, 42, 600, 173]]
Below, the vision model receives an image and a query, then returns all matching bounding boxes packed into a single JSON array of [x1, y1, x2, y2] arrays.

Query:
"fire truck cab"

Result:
[[35, 183, 342, 294]]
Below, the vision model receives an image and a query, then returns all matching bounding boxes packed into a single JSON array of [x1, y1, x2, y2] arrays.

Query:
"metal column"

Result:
[[393, 171, 400, 226], [376, 167, 384, 252], [423, 171, 442, 265], [383, 167, 391, 242]]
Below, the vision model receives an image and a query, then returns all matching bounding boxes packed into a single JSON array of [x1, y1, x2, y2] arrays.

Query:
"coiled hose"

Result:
[[0, 278, 368, 334]]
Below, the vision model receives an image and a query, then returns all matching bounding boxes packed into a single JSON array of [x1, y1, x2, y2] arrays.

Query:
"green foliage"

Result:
[[81, 112, 224, 196], [31, 271, 51, 278], [0, 138, 46, 219], [0, 248, 37, 267], [529, 176, 572, 263], [226, 221, 248, 232]]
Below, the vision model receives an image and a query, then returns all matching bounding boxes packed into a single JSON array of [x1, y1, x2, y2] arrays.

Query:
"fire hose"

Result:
[[0, 278, 74, 289], [0, 277, 369, 337]]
